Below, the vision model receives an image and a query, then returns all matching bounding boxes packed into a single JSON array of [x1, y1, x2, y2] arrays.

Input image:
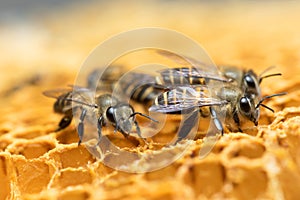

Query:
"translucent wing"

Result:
[[149, 86, 228, 113], [158, 67, 230, 83], [42, 88, 72, 99], [118, 72, 157, 88], [68, 84, 95, 93], [43, 86, 96, 110], [87, 66, 126, 92], [43, 85, 92, 98], [43, 88, 74, 112], [155, 49, 230, 83], [149, 104, 195, 113]]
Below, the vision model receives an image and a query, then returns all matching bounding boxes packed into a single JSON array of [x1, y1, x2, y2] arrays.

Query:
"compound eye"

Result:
[[106, 107, 115, 123], [244, 74, 256, 89], [240, 97, 251, 114]]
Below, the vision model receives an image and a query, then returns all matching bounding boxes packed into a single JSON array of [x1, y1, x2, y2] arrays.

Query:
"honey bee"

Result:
[[147, 51, 286, 142], [43, 86, 157, 145], [150, 85, 285, 141]]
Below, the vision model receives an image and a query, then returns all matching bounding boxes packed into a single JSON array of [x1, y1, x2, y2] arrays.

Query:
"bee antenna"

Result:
[[130, 112, 159, 123], [255, 92, 287, 110], [259, 73, 282, 84], [258, 66, 282, 84], [259, 66, 276, 76], [259, 103, 274, 113]]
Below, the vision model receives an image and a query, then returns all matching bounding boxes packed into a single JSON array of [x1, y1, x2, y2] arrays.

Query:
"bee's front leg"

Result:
[[134, 120, 142, 138], [233, 110, 243, 132], [96, 116, 103, 145]]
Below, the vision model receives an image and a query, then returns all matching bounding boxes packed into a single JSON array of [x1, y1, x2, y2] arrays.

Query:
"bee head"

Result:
[[243, 70, 260, 95], [106, 104, 135, 134], [238, 95, 260, 126], [241, 68, 284, 126], [244, 67, 282, 90], [239, 92, 287, 126]]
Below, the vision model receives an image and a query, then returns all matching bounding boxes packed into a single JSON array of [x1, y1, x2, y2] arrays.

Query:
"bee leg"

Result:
[[133, 120, 148, 144], [114, 119, 122, 134], [113, 125, 118, 134], [210, 107, 224, 136], [233, 111, 243, 132], [134, 120, 142, 138], [56, 115, 73, 131], [77, 108, 87, 145], [96, 116, 103, 145], [113, 118, 129, 138], [114, 118, 131, 138]]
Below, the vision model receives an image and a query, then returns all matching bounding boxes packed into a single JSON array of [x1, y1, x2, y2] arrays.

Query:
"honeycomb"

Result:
[[1, 1, 300, 200]]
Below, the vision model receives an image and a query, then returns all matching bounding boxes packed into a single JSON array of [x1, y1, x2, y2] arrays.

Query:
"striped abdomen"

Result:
[[153, 87, 211, 117], [53, 92, 73, 114], [117, 73, 162, 105], [156, 67, 207, 86]]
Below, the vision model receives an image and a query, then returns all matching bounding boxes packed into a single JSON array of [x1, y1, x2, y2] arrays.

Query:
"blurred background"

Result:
[[0, 0, 299, 115]]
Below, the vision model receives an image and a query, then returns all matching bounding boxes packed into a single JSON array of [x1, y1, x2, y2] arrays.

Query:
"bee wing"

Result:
[[155, 49, 213, 71], [87, 66, 127, 92], [159, 67, 230, 82], [155, 49, 198, 66], [67, 84, 93, 92], [43, 88, 77, 112], [44, 85, 93, 97], [149, 86, 227, 113], [44, 86, 96, 109], [119, 72, 157, 85], [42, 88, 72, 98], [67, 85, 96, 106], [149, 104, 193, 113], [155, 49, 230, 82]]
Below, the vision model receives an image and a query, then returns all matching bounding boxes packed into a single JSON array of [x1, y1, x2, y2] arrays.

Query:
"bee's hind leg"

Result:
[[56, 115, 73, 132]]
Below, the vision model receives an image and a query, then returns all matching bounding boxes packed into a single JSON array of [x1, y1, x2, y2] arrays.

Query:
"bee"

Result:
[[43, 86, 157, 145], [147, 50, 286, 142], [154, 50, 282, 93], [150, 85, 285, 141]]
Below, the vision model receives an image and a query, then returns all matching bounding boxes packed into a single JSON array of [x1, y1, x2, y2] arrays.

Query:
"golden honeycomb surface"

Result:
[[1, 1, 300, 200]]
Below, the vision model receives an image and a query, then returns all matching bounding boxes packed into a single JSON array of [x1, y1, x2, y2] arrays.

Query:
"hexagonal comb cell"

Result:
[[49, 145, 96, 169], [7, 141, 55, 159]]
